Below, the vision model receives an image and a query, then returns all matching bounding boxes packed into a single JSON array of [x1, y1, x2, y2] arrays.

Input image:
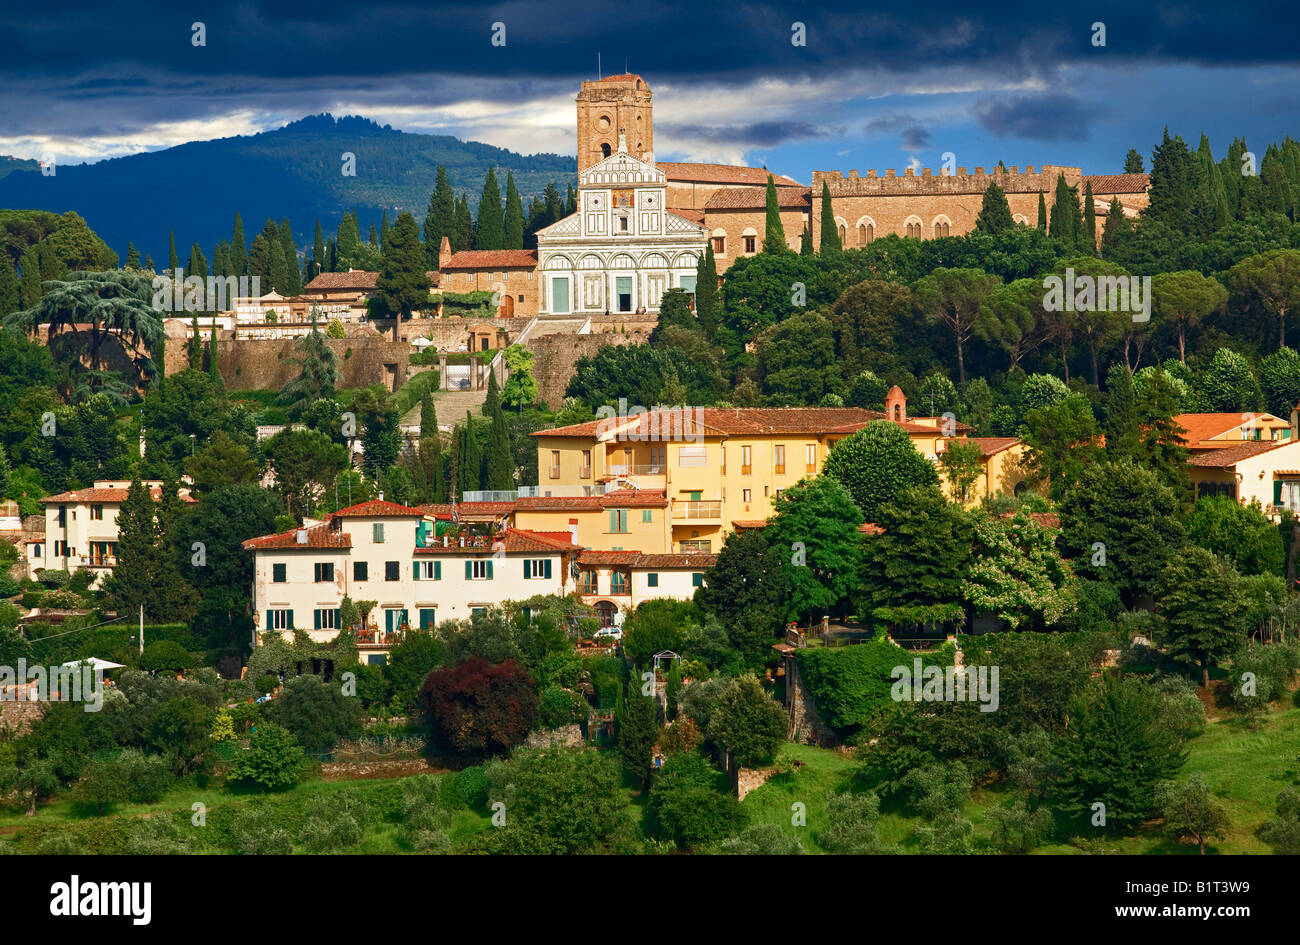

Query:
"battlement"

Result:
[[813, 164, 1082, 196]]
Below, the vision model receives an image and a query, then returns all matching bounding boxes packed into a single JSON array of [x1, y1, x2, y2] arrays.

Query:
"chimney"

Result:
[[439, 236, 452, 270], [569, 517, 579, 545], [295, 529, 308, 544]]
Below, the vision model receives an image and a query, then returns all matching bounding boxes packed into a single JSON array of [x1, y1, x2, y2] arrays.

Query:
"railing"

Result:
[[581, 581, 599, 595], [604, 464, 666, 477], [518, 484, 610, 498], [672, 500, 722, 519], [579, 466, 592, 479], [461, 490, 519, 503], [547, 466, 560, 479], [678, 541, 712, 554], [354, 630, 402, 648]]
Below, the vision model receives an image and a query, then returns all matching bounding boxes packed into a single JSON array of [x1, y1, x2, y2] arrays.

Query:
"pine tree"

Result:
[[484, 373, 513, 490], [1036, 191, 1048, 230], [424, 166, 457, 268], [818, 180, 841, 258], [187, 243, 209, 279], [125, 242, 141, 269], [763, 174, 788, 253], [144, 253, 155, 272], [231, 212, 247, 276], [168, 230, 179, 274], [1148, 127, 1205, 236], [475, 168, 505, 250], [974, 182, 1014, 233], [695, 244, 719, 338], [1082, 181, 1097, 252], [504, 171, 524, 250], [380, 210, 389, 249], [1123, 149, 1145, 174]]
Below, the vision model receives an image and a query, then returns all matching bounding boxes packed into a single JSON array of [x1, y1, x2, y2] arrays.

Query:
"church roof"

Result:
[[704, 185, 811, 211], [579, 146, 665, 186], [659, 162, 802, 187], [1083, 174, 1151, 194], [442, 250, 538, 271]]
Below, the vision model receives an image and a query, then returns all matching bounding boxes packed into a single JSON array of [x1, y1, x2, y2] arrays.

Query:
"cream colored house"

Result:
[[1187, 439, 1300, 517], [242, 500, 578, 664], [39, 480, 196, 586], [574, 550, 717, 628]]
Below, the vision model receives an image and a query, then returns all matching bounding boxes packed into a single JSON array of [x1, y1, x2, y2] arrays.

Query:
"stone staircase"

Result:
[[530, 316, 589, 337], [401, 387, 488, 433]]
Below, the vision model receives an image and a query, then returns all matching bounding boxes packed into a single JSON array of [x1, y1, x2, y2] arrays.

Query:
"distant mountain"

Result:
[[0, 114, 575, 265]]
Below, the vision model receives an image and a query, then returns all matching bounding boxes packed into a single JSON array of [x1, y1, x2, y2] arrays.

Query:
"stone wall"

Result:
[[703, 207, 810, 273], [527, 328, 651, 409], [215, 337, 413, 392], [785, 652, 839, 748]]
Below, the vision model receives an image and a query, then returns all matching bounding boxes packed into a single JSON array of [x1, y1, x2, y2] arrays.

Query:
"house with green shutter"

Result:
[[242, 500, 577, 665]]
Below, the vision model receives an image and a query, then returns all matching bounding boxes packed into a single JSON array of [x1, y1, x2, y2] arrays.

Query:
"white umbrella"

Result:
[[60, 657, 126, 671], [412, 337, 434, 349]]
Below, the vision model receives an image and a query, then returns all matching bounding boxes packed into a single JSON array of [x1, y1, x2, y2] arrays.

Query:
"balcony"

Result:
[[579, 466, 592, 479], [548, 466, 561, 479], [672, 500, 722, 521], [604, 463, 666, 477], [354, 629, 402, 649]]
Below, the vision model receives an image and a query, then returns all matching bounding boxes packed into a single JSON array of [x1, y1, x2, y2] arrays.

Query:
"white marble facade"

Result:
[[536, 138, 706, 315]]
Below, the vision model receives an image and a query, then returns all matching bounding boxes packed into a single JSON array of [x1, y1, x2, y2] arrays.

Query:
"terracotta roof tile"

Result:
[[243, 523, 351, 551], [535, 407, 888, 439], [416, 502, 516, 519], [659, 162, 802, 187], [859, 523, 885, 536], [577, 550, 717, 568], [442, 250, 538, 271], [413, 527, 575, 554], [1187, 441, 1290, 467], [703, 186, 810, 211], [1174, 412, 1285, 447], [1083, 174, 1151, 194], [946, 436, 1021, 457], [304, 270, 441, 291], [330, 500, 426, 518], [515, 490, 668, 510], [670, 208, 705, 224], [41, 486, 196, 504]]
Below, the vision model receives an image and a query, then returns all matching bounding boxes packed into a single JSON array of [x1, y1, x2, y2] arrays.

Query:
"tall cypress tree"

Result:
[[374, 211, 432, 325], [187, 243, 209, 279], [367, 222, 379, 251], [1082, 181, 1097, 252], [695, 244, 719, 338], [1036, 191, 1048, 230], [504, 171, 525, 250], [420, 392, 439, 438], [799, 225, 814, 256], [475, 168, 505, 250], [213, 241, 228, 279], [459, 413, 482, 495], [325, 237, 337, 273], [1196, 134, 1230, 232], [208, 319, 219, 381], [1148, 127, 1204, 236], [1050, 173, 1080, 248], [1104, 362, 1139, 461], [1101, 196, 1129, 254], [484, 373, 513, 490], [110, 477, 160, 619], [424, 166, 457, 268], [125, 242, 141, 269], [763, 175, 788, 253], [818, 180, 841, 258], [310, 219, 325, 282], [278, 219, 301, 294], [336, 211, 362, 269], [454, 195, 474, 253], [380, 210, 390, 249], [188, 313, 201, 369], [565, 184, 577, 215], [269, 238, 289, 294], [168, 230, 179, 274], [231, 212, 247, 276], [0, 260, 19, 319]]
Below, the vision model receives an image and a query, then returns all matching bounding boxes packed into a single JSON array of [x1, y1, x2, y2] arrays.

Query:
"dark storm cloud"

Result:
[[658, 121, 825, 146], [865, 116, 933, 150], [975, 93, 1100, 141]]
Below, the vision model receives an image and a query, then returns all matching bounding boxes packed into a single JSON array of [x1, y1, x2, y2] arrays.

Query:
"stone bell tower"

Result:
[[576, 74, 653, 173]]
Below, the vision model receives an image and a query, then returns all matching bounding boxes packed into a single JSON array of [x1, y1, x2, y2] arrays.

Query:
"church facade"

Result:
[[535, 139, 707, 316]]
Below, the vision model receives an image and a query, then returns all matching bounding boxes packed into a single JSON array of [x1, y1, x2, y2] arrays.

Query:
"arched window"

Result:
[[905, 222, 922, 238], [893, 404, 902, 421], [596, 601, 617, 628], [837, 224, 847, 243], [601, 143, 611, 158]]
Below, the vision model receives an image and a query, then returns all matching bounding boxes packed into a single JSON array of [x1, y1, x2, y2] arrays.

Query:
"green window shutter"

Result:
[[314, 609, 321, 629], [400, 609, 408, 629], [413, 561, 420, 581], [385, 609, 394, 633], [544, 559, 552, 580], [692, 572, 704, 587], [648, 573, 658, 587], [435, 561, 441, 581], [288, 610, 294, 629], [1275, 480, 1284, 505], [465, 561, 472, 579], [642, 510, 652, 523], [334, 609, 341, 629], [609, 510, 616, 532], [486, 560, 493, 579], [524, 559, 531, 579], [265, 610, 272, 631]]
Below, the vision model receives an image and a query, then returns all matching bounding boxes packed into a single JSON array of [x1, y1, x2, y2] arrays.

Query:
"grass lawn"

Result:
[[741, 704, 1300, 854]]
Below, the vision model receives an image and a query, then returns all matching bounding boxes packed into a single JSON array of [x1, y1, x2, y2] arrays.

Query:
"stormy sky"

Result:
[[0, 1, 1295, 181]]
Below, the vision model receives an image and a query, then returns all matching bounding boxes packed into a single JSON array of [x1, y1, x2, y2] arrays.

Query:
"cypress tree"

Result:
[[763, 174, 788, 253], [1123, 149, 1145, 174], [213, 241, 228, 279], [188, 313, 201, 369], [310, 219, 325, 281], [187, 243, 209, 279], [695, 244, 719, 338], [420, 392, 439, 438], [484, 374, 513, 490], [367, 222, 379, 251], [1196, 134, 1230, 232], [0, 260, 18, 319], [231, 212, 247, 276], [1148, 128, 1204, 236], [1101, 196, 1129, 253], [125, 242, 141, 269], [1104, 363, 1139, 461], [374, 211, 432, 323], [336, 211, 362, 269], [208, 319, 219, 381], [144, 253, 155, 272], [1082, 181, 1097, 252], [617, 673, 657, 787], [424, 166, 456, 268], [1050, 173, 1080, 248], [475, 168, 505, 250], [818, 180, 841, 258], [800, 225, 814, 256], [168, 230, 179, 274], [504, 171, 525, 249], [565, 184, 577, 215], [455, 195, 474, 254], [460, 414, 482, 495], [380, 210, 389, 249], [325, 237, 337, 273], [268, 238, 289, 294], [110, 477, 160, 619], [1037, 191, 1048, 230], [974, 182, 1014, 233], [278, 219, 301, 294]]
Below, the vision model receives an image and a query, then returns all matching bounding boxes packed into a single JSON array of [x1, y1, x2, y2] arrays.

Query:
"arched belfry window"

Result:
[[601, 143, 612, 158]]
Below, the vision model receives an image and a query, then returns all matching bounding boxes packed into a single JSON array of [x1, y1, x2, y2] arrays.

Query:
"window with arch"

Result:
[[837, 223, 847, 244], [1013, 214, 1030, 225], [858, 222, 874, 245], [933, 219, 951, 237], [601, 143, 611, 158], [905, 221, 922, 238]]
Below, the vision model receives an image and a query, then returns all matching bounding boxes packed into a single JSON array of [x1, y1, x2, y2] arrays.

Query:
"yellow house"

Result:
[[528, 390, 1016, 552], [1174, 412, 1292, 451], [934, 437, 1030, 506]]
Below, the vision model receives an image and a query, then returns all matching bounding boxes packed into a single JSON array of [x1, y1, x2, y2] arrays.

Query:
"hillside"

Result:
[[0, 114, 575, 264]]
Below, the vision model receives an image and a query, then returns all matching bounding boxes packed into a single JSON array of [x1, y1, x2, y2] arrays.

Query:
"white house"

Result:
[[535, 136, 707, 315], [242, 500, 579, 665]]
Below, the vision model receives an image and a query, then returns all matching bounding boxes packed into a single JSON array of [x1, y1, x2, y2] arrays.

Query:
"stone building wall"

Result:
[[214, 337, 412, 392], [527, 329, 650, 409], [703, 207, 811, 273]]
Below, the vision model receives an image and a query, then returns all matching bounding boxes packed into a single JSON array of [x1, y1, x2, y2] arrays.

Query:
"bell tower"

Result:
[[576, 74, 653, 173]]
